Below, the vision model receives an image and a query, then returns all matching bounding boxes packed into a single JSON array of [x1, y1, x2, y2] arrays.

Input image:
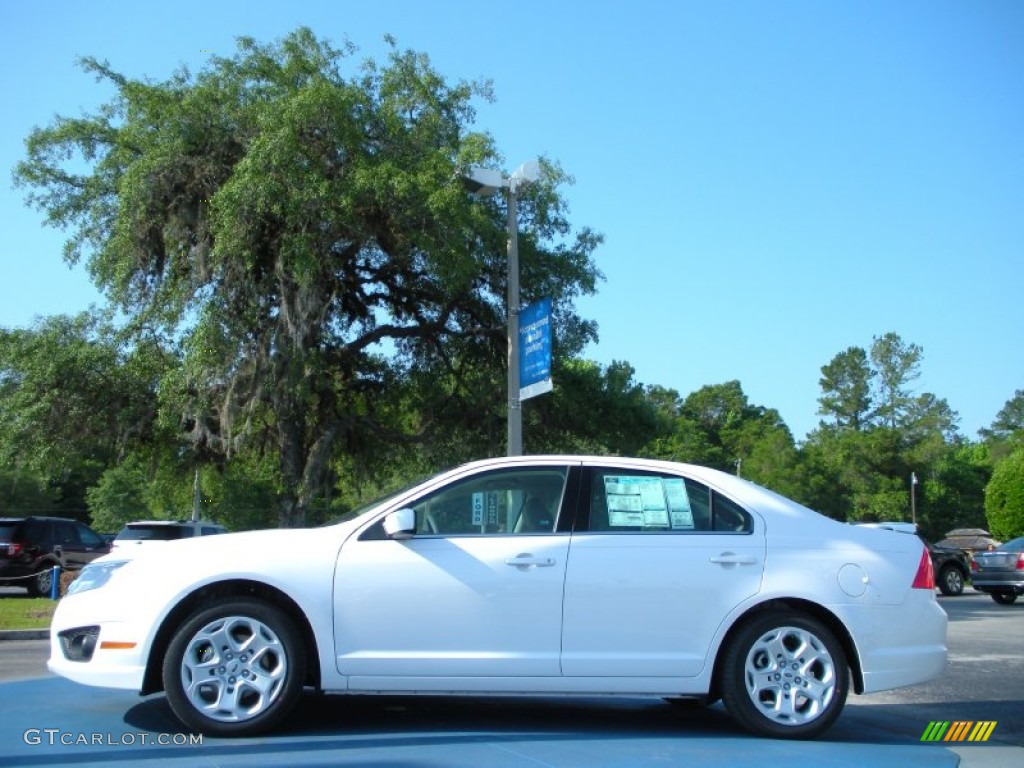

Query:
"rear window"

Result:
[[0, 522, 20, 540], [116, 525, 188, 542]]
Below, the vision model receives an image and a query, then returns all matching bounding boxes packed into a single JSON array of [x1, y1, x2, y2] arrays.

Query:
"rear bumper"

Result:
[[972, 580, 1024, 595], [833, 593, 947, 694]]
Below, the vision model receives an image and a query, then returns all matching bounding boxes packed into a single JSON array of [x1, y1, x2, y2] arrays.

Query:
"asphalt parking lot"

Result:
[[0, 589, 1021, 767]]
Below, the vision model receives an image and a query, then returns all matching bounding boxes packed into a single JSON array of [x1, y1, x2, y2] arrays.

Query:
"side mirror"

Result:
[[383, 508, 416, 540]]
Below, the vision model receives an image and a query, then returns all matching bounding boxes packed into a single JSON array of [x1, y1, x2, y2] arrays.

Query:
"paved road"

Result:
[[0, 591, 1020, 767]]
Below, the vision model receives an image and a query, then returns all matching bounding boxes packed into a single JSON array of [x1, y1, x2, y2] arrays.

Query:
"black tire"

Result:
[[27, 567, 54, 598], [937, 566, 965, 596], [720, 611, 849, 739], [991, 592, 1018, 605], [162, 599, 306, 736]]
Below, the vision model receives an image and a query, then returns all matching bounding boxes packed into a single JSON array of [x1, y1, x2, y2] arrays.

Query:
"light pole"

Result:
[[462, 161, 540, 457], [910, 471, 918, 525]]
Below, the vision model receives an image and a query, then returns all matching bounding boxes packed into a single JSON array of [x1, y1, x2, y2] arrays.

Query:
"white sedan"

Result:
[[49, 456, 947, 739]]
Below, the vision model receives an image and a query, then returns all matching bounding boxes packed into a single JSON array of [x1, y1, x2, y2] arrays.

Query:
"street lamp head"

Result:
[[461, 166, 507, 196], [509, 160, 541, 189]]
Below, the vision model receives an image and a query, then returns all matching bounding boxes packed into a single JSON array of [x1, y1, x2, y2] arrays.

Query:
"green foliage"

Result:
[[0, 470, 57, 516], [0, 313, 159, 480], [86, 459, 149, 532], [14, 28, 601, 527], [817, 346, 873, 430], [527, 359, 660, 456], [870, 332, 923, 430], [985, 448, 1024, 540], [918, 443, 991, 541], [980, 389, 1024, 461], [642, 381, 799, 498]]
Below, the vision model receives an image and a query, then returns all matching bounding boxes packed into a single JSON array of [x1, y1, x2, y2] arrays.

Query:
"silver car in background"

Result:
[[971, 536, 1024, 605]]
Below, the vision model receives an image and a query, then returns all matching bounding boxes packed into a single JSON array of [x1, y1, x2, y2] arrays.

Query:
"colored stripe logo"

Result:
[[920, 721, 997, 742]]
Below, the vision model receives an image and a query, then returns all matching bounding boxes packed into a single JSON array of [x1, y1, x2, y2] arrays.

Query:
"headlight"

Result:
[[66, 561, 130, 596]]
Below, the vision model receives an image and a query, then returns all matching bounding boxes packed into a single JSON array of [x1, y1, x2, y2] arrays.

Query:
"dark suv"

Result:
[[928, 540, 971, 596], [0, 516, 110, 597]]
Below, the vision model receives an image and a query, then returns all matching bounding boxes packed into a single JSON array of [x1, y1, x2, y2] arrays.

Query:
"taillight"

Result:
[[1017, 554, 1024, 571], [3, 543, 23, 557], [912, 547, 935, 589], [971, 558, 979, 572]]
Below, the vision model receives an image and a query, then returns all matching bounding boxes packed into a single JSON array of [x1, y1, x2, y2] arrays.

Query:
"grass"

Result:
[[0, 596, 56, 630]]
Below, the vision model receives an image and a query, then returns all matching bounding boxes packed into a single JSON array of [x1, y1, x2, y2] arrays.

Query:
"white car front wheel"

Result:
[[162, 599, 306, 736]]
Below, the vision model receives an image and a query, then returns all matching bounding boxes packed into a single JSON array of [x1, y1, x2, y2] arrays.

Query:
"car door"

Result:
[[334, 462, 578, 684], [560, 466, 766, 679]]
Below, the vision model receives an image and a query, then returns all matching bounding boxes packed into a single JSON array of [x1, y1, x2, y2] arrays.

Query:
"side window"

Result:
[[712, 492, 753, 532], [409, 467, 568, 536], [588, 469, 750, 534], [57, 523, 80, 546], [76, 524, 104, 548], [22, 520, 47, 541]]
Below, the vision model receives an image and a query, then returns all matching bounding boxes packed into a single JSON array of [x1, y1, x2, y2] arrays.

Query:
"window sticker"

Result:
[[664, 478, 695, 529], [604, 475, 670, 528]]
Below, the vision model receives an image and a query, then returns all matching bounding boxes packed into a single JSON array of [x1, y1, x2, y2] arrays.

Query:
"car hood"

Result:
[[94, 516, 366, 570]]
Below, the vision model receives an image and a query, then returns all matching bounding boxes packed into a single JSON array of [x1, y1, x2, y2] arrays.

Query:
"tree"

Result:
[[984, 448, 1024, 540], [870, 332, 922, 430], [817, 346, 873, 430], [980, 389, 1024, 460], [14, 29, 601, 527], [918, 443, 991, 541], [0, 313, 163, 518], [527, 359, 661, 456], [645, 381, 798, 490]]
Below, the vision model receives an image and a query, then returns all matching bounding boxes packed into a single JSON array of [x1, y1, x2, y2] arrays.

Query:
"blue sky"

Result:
[[1, 0, 1021, 443]]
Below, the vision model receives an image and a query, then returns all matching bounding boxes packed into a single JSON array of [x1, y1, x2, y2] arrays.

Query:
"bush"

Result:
[[985, 449, 1024, 540]]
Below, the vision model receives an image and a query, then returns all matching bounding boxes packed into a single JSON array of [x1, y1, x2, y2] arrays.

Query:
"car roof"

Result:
[[0, 515, 78, 523], [445, 455, 829, 521]]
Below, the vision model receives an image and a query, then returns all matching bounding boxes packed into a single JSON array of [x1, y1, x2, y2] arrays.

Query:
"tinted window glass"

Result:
[[56, 522, 80, 546], [409, 467, 568, 536], [76, 524, 104, 548], [712, 492, 753, 532], [0, 523, 20, 541], [117, 525, 186, 542]]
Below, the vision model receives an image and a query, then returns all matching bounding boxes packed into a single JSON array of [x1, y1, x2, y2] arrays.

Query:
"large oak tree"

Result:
[[14, 29, 601, 526]]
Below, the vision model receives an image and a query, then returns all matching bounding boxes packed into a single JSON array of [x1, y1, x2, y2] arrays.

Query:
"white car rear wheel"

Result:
[[721, 611, 849, 739]]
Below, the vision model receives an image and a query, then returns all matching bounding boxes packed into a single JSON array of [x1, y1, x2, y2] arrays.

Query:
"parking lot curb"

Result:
[[0, 629, 49, 641]]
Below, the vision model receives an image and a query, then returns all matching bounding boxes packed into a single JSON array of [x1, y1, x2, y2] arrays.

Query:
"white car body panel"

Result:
[[560, 530, 765, 677], [49, 455, 947, 730], [335, 534, 570, 678]]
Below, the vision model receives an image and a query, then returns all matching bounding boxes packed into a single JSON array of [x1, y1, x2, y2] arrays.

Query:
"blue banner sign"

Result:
[[519, 298, 553, 401]]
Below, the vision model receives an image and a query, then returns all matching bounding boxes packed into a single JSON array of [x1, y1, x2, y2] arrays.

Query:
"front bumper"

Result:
[[48, 590, 151, 691]]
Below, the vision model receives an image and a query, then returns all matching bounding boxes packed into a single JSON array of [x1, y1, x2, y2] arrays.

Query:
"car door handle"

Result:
[[505, 554, 556, 569], [709, 553, 759, 566]]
